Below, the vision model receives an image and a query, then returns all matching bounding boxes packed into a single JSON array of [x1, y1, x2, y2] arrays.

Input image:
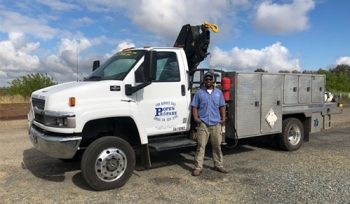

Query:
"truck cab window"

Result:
[[156, 52, 180, 82], [135, 52, 180, 83], [86, 50, 144, 81]]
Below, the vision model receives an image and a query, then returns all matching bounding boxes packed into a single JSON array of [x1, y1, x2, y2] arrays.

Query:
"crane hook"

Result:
[[204, 21, 219, 33]]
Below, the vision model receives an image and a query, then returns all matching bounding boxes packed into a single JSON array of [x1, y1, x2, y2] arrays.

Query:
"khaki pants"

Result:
[[194, 123, 224, 170]]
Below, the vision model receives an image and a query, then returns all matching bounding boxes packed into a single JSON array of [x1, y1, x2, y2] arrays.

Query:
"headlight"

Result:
[[34, 108, 76, 128]]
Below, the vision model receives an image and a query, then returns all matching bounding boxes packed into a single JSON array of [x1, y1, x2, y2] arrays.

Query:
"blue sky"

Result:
[[0, 0, 350, 87]]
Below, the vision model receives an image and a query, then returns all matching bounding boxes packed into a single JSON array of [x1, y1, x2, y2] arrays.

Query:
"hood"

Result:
[[32, 81, 126, 111]]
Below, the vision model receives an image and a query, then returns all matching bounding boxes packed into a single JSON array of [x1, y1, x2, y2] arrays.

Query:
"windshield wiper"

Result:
[[84, 76, 101, 81]]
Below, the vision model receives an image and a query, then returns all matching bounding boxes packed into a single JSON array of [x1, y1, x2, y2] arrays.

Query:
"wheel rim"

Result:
[[95, 148, 127, 182], [287, 124, 301, 145]]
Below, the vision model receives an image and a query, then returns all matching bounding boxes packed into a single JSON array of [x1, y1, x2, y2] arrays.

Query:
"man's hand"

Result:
[[194, 117, 202, 125], [220, 118, 226, 125]]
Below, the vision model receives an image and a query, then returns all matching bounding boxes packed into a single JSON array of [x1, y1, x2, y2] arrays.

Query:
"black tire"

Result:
[[278, 118, 304, 151], [81, 136, 135, 190]]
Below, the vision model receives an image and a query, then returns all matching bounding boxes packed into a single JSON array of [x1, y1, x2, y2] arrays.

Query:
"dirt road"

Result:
[[0, 108, 349, 203]]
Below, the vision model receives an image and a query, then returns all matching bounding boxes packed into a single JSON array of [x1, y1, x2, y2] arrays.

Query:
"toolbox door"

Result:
[[284, 75, 299, 104], [261, 75, 282, 134], [236, 73, 261, 137], [312, 76, 325, 103], [299, 75, 312, 104]]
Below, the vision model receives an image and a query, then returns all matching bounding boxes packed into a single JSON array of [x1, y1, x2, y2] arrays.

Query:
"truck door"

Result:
[[135, 51, 191, 136]]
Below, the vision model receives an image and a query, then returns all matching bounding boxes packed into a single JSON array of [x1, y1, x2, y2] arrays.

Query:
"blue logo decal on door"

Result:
[[154, 101, 178, 122]]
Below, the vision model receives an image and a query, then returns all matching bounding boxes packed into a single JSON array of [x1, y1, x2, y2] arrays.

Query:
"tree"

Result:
[[332, 64, 350, 75], [7, 73, 56, 97], [278, 70, 290, 73], [254, 68, 267, 72], [291, 70, 301, 74], [316, 68, 350, 92], [302, 70, 314, 74]]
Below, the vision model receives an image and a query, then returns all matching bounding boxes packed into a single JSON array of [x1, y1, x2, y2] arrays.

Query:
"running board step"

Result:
[[148, 138, 197, 151]]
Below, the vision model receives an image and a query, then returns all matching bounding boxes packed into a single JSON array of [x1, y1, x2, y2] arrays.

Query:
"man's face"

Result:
[[204, 77, 213, 88]]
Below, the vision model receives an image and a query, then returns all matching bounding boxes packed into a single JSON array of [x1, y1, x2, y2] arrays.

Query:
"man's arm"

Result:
[[219, 106, 226, 125], [192, 107, 202, 125]]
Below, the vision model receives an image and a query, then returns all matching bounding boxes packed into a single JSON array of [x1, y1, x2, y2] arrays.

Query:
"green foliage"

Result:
[[279, 70, 290, 73], [291, 70, 301, 74], [0, 88, 8, 95], [7, 73, 56, 96], [316, 64, 350, 92], [254, 68, 267, 72]]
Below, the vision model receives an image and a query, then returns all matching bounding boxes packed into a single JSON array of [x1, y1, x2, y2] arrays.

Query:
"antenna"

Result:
[[76, 40, 79, 81]]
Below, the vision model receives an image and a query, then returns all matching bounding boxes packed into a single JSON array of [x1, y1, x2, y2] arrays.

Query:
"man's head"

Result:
[[203, 71, 214, 89]]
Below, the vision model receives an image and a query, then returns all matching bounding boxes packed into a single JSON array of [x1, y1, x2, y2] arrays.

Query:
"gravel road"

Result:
[[0, 108, 349, 203]]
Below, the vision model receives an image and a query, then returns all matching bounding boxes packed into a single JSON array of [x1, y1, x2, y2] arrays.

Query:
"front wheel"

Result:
[[278, 118, 304, 151], [81, 136, 135, 190]]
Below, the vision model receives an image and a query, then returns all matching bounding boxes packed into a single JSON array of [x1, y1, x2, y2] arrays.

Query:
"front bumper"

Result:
[[29, 125, 82, 159]]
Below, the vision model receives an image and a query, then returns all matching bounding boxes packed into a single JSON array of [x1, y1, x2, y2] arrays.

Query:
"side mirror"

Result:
[[92, 60, 100, 72], [144, 51, 157, 82]]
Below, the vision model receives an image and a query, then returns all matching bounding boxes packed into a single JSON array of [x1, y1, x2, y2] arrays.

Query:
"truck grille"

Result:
[[32, 98, 45, 110], [34, 113, 45, 124]]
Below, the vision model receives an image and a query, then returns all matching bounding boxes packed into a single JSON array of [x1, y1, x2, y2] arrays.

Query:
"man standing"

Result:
[[191, 71, 228, 176]]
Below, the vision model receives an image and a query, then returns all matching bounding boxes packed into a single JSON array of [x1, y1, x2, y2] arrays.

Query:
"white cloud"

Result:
[[0, 70, 7, 77], [0, 10, 59, 39], [336, 56, 350, 66], [255, 0, 315, 34], [81, 0, 247, 39], [40, 38, 93, 81], [0, 32, 132, 86], [209, 42, 300, 72], [104, 41, 136, 58], [131, 0, 226, 38], [36, 0, 80, 11], [59, 38, 92, 54], [71, 17, 95, 26], [115, 41, 136, 52], [0, 33, 40, 71], [0, 33, 41, 86]]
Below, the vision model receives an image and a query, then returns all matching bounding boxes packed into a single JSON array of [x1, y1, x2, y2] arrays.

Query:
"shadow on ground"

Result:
[[22, 137, 277, 190], [22, 148, 80, 182]]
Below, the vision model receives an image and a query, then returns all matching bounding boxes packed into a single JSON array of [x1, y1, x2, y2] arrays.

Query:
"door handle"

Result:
[[255, 101, 259, 107], [181, 85, 186, 96]]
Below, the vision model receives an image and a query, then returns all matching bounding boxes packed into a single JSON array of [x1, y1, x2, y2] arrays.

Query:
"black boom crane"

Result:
[[173, 22, 219, 74]]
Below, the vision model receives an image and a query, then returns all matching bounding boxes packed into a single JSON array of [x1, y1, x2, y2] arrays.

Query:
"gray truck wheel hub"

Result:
[[95, 148, 127, 182], [287, 124, 301, 145]]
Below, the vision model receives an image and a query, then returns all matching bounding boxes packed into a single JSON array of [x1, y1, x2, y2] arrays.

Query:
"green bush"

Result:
[[7, 73, 56, 97], [317, 65, 350, 92]]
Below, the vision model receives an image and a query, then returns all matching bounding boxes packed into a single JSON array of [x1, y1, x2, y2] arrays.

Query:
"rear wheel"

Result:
[[81, 136, 135, 190], [278, 118, 304, 151]]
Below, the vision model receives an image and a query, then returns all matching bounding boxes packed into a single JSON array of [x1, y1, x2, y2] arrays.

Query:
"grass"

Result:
[[0, 88, 30, 104], [0, 94, 30, 104]]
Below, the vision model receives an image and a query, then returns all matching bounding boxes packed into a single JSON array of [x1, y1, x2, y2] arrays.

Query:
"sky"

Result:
[[0, 0, 350, 87]]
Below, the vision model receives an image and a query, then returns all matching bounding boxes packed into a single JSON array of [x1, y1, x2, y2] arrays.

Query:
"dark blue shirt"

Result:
[[191, 88, 225, 125]]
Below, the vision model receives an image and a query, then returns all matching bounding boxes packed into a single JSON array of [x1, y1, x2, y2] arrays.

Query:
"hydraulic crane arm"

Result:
[[174, 22, 219, 74]]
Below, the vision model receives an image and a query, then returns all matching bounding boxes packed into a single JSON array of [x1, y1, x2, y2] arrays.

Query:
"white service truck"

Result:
[[28, 23, 342, 190]]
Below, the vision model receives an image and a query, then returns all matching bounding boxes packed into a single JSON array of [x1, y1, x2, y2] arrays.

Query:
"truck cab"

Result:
[[28, 47, 197, 190]]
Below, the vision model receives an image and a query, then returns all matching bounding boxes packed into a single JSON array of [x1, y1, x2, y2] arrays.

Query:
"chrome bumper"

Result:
[[29, 125, 82, 159]]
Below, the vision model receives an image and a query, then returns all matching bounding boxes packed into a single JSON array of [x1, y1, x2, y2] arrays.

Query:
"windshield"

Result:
[[85, 50, 144, 81]]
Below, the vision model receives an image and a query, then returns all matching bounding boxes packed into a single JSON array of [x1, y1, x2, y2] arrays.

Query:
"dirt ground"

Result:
[[0, 108, 349, 203]]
